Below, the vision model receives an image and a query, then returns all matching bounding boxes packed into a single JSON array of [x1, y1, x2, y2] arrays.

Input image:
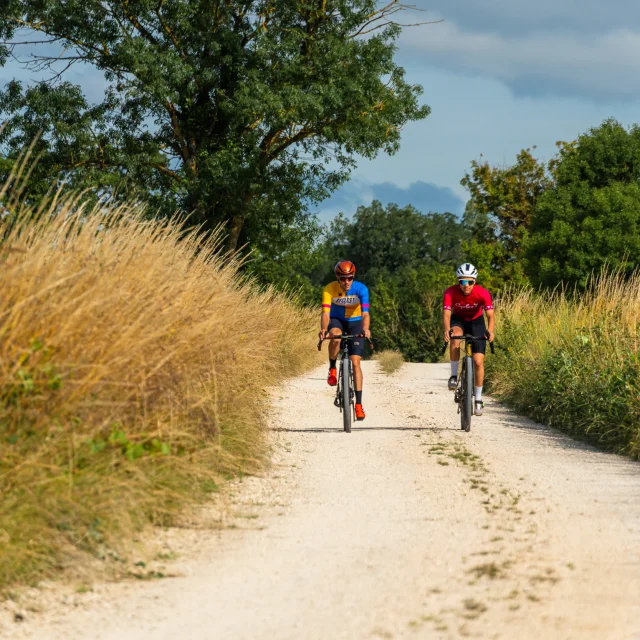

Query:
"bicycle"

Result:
[[442, 332, 494, 432], [317, 333, 372, 433]]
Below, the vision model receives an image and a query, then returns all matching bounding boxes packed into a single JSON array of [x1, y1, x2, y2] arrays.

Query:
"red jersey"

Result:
[[443, 285, 493, 321]]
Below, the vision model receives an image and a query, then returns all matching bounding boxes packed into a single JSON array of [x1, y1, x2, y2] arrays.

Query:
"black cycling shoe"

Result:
[[447, 375, 457, 391]]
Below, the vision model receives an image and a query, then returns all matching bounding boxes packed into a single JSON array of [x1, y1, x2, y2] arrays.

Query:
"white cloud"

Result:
[[401, 19, 640, 99]]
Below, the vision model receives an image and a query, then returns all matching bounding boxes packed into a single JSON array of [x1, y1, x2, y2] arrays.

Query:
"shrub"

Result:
[[0, 183, 321, 588], [487, 273, 640, 458], [374, 350, 404, 375]]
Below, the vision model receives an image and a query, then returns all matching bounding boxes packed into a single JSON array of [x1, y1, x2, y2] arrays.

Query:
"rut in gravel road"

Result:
[[4, 362, 640, 640]]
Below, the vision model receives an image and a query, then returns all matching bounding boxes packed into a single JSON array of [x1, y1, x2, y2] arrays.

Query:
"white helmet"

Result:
[[456, 263, 478, 280]]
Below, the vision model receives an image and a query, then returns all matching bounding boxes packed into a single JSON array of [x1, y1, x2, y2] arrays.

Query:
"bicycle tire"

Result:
[[341, 355, 352, 433], [461, 355, 473, 432]]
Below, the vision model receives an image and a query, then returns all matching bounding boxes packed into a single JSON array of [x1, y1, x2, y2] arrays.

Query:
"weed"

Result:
[[374, 350, 404, 375], [468, 562, 508, 581]]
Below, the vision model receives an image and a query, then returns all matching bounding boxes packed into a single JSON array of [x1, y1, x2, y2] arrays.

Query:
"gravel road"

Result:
[[3, 362, 640, 639]]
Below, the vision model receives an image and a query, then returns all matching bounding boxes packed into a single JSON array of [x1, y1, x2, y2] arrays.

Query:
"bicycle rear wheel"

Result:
[[341, 355, 352, 433], [460, 356, 473, 432]]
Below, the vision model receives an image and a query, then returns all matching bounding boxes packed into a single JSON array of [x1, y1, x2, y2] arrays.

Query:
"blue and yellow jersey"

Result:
[[322, 281, 370, 321]]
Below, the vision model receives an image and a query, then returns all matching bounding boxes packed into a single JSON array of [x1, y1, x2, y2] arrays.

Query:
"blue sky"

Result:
[[3, 1, 640, 223], [318, 0, 640, 220]]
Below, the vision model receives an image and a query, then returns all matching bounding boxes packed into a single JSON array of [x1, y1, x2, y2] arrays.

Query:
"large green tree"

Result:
[[526, 119, 640, 288], [324, 200, 465, 282], [0, 0, 429, 251], [461, 148, 550, 288]]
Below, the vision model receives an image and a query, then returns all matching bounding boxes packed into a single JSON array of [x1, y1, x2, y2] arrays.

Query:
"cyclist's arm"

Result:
[[318, 311, 330, 340], [320, 286, 332, 338], [362, 311, 370, 338], [443, 308, 452, 342], [485, 308, 495, 341]]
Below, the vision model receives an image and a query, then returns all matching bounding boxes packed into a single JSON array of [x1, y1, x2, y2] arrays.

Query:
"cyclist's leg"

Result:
[[449, 317, 464, 383], [351, 355, 363, 392], [327, 318, 345, 361], [326, 319, 344, 386], [470, 316, 487, 406], [347, 320, 365, 405]]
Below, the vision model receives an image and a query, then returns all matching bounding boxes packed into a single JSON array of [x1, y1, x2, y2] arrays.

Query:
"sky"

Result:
[[318, 0, 640, 220], [3, 2, 640, 222]]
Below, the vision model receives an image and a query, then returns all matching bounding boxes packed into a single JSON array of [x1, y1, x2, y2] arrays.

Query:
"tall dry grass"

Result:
[[374, 350, 404, 375], [488, 272, 640, 458], [0, 181, 322, 588]]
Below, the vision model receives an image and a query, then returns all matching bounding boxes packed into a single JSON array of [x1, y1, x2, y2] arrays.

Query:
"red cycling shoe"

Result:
[[327, 368, 338, 386], [355, 404, 366, 420]]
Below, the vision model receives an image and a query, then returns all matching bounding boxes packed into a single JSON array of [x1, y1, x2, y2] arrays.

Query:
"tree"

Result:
[[460, 148, 550, 288], [322, 200, 466, 283], [0, 0, 430, 251], [526, 119, 640, 288]]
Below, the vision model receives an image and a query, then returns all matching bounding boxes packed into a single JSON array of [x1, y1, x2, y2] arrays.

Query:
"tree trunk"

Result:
[[225, 190, 254, 254], [225, 212, 245, 254]]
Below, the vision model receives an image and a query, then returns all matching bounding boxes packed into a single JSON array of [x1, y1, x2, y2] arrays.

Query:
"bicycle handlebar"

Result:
[[441, 333, 495, 355], [317, 334, 374, 352]]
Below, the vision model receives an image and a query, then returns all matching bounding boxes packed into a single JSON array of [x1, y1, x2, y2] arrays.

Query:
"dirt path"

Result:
[[3, 363, 640, 639]]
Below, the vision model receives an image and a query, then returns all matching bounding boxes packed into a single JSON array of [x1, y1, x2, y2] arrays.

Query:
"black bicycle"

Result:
[[317, 333, 371, 433], [442, 333, 494, 432]]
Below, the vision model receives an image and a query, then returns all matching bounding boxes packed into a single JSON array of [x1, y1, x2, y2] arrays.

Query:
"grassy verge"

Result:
[[374, 349, 405, 375], [0, 184, 322, 589], [487, 273, 640, 459]]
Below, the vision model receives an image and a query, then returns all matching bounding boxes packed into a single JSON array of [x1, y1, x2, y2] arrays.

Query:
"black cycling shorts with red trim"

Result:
[[450, 314, 487, 355], [328, 318, 364, 357]]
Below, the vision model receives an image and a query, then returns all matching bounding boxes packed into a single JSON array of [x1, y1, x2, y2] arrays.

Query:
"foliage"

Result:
[[486, 272, 640, 459], [371, 264, 452, 362], [325, 200, 466, 282], [0, 173, 321, 588], [461, 148, 550, 289], [0, 0, 430, 251], [287, 201, 468, 362], [526, 119, 640, 288], [461, 148, 550, 252]]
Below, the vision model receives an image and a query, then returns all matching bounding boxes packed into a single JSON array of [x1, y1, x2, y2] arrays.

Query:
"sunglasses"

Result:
[[338, 275, 354, 282], [458, 279, 475, 286]]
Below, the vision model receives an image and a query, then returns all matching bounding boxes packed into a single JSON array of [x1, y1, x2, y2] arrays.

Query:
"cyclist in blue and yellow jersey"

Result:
[[319, 261, 371, 421]]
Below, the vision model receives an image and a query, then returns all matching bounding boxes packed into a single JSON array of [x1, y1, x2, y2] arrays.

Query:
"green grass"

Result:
[[487, 273, 640, 459]]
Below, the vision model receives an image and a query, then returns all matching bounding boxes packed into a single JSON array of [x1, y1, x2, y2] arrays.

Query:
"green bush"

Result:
[[487, 277, 640, 459]]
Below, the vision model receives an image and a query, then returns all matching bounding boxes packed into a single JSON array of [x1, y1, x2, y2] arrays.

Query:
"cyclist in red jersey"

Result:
[[443, 263, 495, 416]]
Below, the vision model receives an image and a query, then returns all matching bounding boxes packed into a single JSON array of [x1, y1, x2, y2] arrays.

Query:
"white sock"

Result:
[[475, 386, 483, 401], [450, 360, 459, 377]]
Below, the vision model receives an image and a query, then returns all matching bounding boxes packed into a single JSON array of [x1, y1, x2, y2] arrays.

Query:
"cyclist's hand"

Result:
[[318, 330, 328, 341], [364, 329, 372, 340], [444, 330, 451, 343], [487, 331, 495, 342]]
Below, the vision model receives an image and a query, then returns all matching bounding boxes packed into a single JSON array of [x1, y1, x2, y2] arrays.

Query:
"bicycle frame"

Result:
[[317, 333, 370, 432], [444, 333, 494, 432]]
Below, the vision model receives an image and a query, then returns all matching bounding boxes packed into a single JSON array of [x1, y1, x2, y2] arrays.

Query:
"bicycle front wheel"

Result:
[[341, 356, 352, 433], [460, 356, 473, 432]]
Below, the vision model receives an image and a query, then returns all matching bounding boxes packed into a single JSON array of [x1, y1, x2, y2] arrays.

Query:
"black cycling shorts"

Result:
[[328, 317, 364, 357], [450, 314, 487, 355]]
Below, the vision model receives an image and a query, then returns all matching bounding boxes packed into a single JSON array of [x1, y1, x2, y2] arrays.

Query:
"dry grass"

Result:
[[374, 349, 404, 375], [0, 176, 322, 588], [488, 271, 640, 457]]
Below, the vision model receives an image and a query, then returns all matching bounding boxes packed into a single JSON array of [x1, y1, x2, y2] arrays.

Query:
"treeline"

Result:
[[251, 118, 640, 361], [250, 201, 466, 361]]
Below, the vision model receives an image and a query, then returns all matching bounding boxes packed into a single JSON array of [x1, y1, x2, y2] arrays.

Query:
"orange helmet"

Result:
[[335, 260, 356, 278]]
